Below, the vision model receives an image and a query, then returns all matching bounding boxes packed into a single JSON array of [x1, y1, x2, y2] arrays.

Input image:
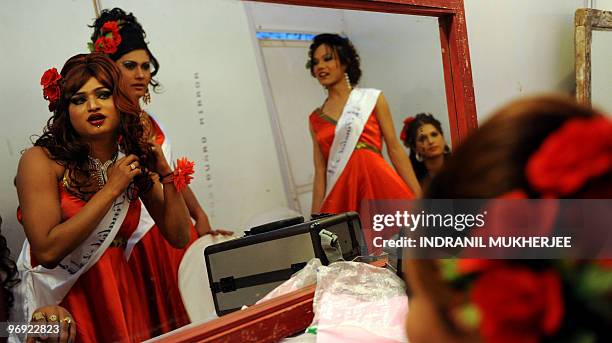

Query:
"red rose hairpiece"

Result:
[[172, 158, 195, 192], [89, 20, 122, 54], [400, 116, 415, 142], [40, 67, 62, 112], [526, 117, 612, 197]]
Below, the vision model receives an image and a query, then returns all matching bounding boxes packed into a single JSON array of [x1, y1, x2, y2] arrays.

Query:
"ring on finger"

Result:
[[62, 316, 72, 325], [32, 311, 46, 321], [130, 163, 137, 170], [48, 314, 59, 322]]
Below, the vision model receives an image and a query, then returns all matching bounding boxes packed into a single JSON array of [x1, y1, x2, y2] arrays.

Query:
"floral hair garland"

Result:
[[88, 20, 122, 54], [437, 117, 612, 343], [526, 117, 612, 197], [399, 116, 415, 142], [40, 68, 62, 112]]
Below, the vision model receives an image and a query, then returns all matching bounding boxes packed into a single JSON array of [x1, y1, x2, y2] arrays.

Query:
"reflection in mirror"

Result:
[[247, 2, 449, 215]]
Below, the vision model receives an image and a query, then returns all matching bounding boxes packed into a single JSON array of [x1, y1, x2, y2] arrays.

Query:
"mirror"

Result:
[[246, 2, 450, 214], [575, 8, 612, 115]]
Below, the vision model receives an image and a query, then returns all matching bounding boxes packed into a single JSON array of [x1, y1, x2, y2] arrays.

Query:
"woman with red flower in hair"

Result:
[[402, 95, 612, 343], [89, 7, 231, 334], [400, 113, 451, 188], [13, 53, 192, 342]]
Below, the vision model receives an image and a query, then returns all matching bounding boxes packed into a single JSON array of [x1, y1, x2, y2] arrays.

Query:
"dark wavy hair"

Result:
[[90, 7, 161, 91], [0, 216, 19, 320], [34, 53, 154, 194], [402, 113, 450, 183], [307, 33, 361, 86]]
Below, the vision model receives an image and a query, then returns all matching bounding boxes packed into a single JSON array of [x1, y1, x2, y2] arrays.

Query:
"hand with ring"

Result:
[[105, 154, 142, 198], [27, 305, 76, 343]]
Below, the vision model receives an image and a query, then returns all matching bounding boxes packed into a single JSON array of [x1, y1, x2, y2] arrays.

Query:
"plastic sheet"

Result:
[[265, 259, 409, 342], [311, 261, 408, 342], [256, 258, 322, 304]]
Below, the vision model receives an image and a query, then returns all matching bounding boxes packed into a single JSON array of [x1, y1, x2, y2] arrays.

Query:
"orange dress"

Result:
[[126, 116, 198, 335], [50, 185, 155, 342], [310, 109, 415, 252]]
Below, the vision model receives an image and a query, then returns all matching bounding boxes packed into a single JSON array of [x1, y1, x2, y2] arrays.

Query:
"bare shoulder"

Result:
[[18, 147, 63, 180], [376, 91, 388, 106]]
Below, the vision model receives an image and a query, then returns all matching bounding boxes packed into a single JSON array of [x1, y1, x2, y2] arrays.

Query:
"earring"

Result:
[[344, 73, 352, 90], [416, 152, 424, 162], [143, 88, 151, 105]]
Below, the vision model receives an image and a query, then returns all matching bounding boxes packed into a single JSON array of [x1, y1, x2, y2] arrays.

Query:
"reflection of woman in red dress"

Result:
[[307, 34, 421, 251], [14, 54, 192, 342]]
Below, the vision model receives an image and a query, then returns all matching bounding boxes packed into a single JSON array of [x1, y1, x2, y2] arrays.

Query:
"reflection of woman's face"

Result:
[[311, 44, 346, 88], [68, 77, 119, 139], [416, 123, 446, 159], [115, 49, 152, 101]]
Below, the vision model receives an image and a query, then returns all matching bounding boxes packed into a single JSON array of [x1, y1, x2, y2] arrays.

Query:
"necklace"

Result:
[[88, 153, 118, 189]]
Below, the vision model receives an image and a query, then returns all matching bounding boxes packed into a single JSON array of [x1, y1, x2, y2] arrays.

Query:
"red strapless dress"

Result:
[[126, 117, 198, 335], [48, 185, 155, 342], [310, 109, 415, 252]]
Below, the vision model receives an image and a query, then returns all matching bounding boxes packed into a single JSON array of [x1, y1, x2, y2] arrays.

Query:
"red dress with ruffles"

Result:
[[126, 117, 198, 335], [51, 185, 155, 342], [310, 109, 415, 252]]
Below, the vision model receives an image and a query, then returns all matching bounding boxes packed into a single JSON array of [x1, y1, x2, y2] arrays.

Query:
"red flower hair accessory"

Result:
[[470, 266, 564, 343], [89, 20, 122, 54], [40, 67, 62, 112], [172, 158, 195, 192], [400, 116, 415, 142], [441, 260, 565, 343], [526, 117, 612, 197]]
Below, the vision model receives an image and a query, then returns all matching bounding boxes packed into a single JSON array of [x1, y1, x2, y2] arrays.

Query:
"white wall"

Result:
[[343, 12, 449, 142], [0, 0, 96, 257], [464, 0, 584, 120]]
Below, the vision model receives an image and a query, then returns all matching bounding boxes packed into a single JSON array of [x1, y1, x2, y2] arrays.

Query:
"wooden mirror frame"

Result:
[[575, 8, 612, 106], [152, 1, 476, 341]]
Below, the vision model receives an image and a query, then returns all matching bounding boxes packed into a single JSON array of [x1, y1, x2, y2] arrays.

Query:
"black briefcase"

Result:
[[204, 212, 364, 315]]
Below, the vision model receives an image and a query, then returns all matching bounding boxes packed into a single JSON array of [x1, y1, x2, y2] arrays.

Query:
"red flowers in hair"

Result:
[[399, 116, 415, 142], [40, 68, 61, 112], [91, 20, 122, 54], [471, 266, 564, 343], [526, 117, 612, 196], [173, 158, 195, 192]]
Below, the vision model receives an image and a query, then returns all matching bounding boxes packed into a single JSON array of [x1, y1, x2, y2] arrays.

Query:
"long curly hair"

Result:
[[307, 33, 361, 86], [0, 216, 19, 320], [90, 7, 161, 91], [34, 53, 154, 194]]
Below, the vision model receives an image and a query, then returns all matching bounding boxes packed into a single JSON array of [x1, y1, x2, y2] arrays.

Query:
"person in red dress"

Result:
[[14, 53, 192, 342], [400, 113, 452, 189], [89, 8, 231, 333], [307, 33, 421, 253]]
